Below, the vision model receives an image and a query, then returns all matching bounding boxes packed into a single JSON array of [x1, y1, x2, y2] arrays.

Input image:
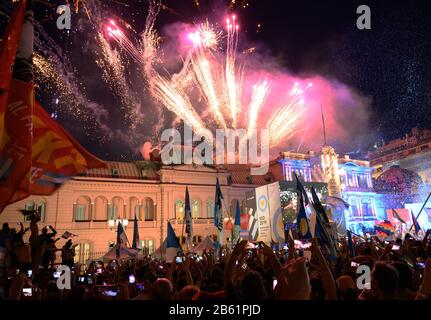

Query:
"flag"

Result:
[[411, 211, 421, 234], [0, 0, 33, 213], [310, 187, 338, 261], [132, 214, 140, 249], [214, 178, 224, 245], [392, 209, 406, 224], [246, 191, 258, 241], [184, 186, 192, 239], [0, 0, 26, 108], [374, 220, 395, 237], [311, 187, 330, 224], [116, 222, 128, 258], [166, 221, 181, 263], [61, 231, 77, 239], [347, 230, 356, 258], [293, 171, 309, 206], [248, 207, 258, 241], [232, 200, 241, 246], [296, 194, 312, 240], [214, 178, 223, 230], [325, 196, 350, 210], [0, 1, 105, 214]]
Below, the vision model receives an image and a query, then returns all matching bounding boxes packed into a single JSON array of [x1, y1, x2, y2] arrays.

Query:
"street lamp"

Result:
[[108, 218, 129, 230]]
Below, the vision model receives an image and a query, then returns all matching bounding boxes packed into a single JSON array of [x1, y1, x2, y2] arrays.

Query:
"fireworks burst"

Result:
[[102, 3, 311, 148]]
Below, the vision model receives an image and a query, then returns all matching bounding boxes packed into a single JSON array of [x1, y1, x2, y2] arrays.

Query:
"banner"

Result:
[[255, 185, 272, 244], [268, 182, 284, 243]]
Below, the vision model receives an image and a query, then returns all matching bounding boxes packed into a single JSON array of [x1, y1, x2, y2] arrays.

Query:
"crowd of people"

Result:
[[0, 213, 430, 300]]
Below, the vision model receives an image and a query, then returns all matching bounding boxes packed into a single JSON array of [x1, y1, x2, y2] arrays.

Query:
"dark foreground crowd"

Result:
[[0, 215, 430, 300]]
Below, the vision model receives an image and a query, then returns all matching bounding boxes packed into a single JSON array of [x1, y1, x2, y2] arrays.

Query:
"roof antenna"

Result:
[[321, 103, 327, 146]]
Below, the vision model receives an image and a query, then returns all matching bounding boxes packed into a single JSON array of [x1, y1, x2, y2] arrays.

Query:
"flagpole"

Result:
[[408, 191, 431, 232]]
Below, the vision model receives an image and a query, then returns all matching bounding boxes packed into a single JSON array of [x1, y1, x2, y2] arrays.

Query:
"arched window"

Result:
[[109, 197, 124, 220], [129, 197, 140, 220], [143, 198, 155, 221], [175, 200, 184, 220], [24, 200, 46, 222], [206, 199, 214, 219], [74, 242, 92, 265], [73, 196, 91, 221], [94, 196, 108, 221], [141, 239, 155, 255], [192, 199, 200, 219]]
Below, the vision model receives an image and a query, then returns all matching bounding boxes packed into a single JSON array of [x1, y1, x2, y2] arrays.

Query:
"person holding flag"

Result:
[[214, 177, 224, 246], [184, 186, 193, 250]]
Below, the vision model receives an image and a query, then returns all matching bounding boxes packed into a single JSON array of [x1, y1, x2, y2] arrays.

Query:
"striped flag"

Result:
[[184, 186, 193, 248]]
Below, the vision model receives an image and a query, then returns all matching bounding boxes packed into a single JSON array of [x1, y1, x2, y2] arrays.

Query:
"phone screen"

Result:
[[392, 245, 400, 251], [351, 261, 359, 267], [27, 270, 32, 278], [272, 279, 278, 289], [103, 289, 119, 297], [175, 256, 183, 264], [129, 275, 135, 284], [22, 288, 32, 297], [53, 271, 61, 278]]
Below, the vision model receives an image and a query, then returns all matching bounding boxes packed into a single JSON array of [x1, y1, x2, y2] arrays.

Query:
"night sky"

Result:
[[1, 0, 431, 160]]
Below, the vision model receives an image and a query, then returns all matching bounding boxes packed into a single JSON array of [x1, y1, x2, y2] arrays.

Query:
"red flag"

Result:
[[0, 0, 33, 212], [1, 1, 106, 212], [0, 0, 27, 109]]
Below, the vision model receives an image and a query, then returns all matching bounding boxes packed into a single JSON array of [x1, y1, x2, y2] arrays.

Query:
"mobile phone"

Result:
[[241, 262, 247, 270], [103, 289, 119, 297], [78, 276, 85, 283], [27, 270, 32, 278], [129, 274, 136, 284], [137, 283, 144, 291], [416, 262, 426, 269], [175, 256, 184, 264], [87, 277, 93, 285], [351, 261, 360, 267], [282, 245, 288, 250], [96, 268, 103, 274], [53, 271, 61, 278], [392, 245, 400, 251], [22, 288, 32, 297], [273, 279, 278, 289]]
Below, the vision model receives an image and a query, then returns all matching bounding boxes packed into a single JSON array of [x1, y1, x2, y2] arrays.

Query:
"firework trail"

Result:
[[247, 79, 271, 138], [267, 82, 313, 145], [225, 15, 242, 128], [33, 20, 112, 137]]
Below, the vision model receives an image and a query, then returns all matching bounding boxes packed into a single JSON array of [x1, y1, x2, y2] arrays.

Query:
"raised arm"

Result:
[[311, 238, 337, 300], [224, 240, 247, 288]]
